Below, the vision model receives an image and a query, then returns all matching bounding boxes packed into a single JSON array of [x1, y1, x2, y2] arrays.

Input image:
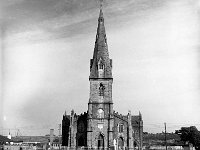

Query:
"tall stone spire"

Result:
[[89, 2, 112, 79]]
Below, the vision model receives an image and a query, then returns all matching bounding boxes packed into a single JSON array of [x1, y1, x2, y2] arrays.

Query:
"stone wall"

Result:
[[113, 112, 129, 148]]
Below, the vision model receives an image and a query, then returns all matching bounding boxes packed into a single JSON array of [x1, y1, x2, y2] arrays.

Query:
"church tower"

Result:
[[62, 2, 143, 149], [87, 4, 114, 149]]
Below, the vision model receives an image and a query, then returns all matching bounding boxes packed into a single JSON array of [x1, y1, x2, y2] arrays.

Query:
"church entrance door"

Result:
[[118, 137, 124, 150], [78, 135, 85, 146], [98, 134, 104, 150]]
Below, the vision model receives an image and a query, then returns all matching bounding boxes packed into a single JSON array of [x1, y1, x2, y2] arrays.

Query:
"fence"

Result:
[[61, 147, 134, 150]]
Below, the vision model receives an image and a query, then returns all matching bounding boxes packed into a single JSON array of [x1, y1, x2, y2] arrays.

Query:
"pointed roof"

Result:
[[90, 6, 112, 79]]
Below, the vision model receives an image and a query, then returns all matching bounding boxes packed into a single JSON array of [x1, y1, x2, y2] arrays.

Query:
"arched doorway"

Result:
[[118, 137, 124, 150], [97, 134, 104, 150], [134, 141, 139, 150], [78, 136, 84, 146]]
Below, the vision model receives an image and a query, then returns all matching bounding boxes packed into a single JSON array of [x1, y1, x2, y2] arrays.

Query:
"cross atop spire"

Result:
[[99, 0, 104, 20], [99, 0, 103, 10]]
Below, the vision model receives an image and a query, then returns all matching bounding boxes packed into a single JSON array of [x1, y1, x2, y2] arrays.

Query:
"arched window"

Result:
[[119, 124, 124, 133], [97, 108, 104, 118], [98, 58, 104, 78], [99, 61, 104, 69], [98, 134, 104, 149], [99, 83, 105, 96], [78, 121, 85, 133], [98, 59, 104, 70]]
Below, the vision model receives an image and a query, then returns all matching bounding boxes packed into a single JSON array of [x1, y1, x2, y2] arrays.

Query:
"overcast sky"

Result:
[[1, 0, 200, 136]]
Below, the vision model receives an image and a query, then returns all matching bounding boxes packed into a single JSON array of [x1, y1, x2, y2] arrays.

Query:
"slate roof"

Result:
[[11, 136, 49, 143], [0, 135, 11, 143]]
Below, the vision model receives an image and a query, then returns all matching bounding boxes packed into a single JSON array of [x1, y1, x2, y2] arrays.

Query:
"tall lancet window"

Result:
[[99, 83, 105, 97], [98, 58, 104, 78]]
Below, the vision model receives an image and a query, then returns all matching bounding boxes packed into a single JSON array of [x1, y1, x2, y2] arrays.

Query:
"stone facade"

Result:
[[62, 6, 143, 150]]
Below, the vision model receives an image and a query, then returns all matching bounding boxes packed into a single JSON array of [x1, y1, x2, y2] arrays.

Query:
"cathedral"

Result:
[[62, 5, 143, 150]]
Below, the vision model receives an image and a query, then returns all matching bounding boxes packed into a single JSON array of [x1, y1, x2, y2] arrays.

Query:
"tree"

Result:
[[175, 126, 200, 150]]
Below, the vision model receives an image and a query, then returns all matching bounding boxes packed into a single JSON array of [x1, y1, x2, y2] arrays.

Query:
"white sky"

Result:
[[1, 0, 200, 136]]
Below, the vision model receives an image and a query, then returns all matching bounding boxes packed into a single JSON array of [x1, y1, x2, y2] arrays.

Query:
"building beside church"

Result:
[[62, 6, 143, 150]]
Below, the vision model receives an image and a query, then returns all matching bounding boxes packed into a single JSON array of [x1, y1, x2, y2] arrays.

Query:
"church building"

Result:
[[62, 5, 143, 150]]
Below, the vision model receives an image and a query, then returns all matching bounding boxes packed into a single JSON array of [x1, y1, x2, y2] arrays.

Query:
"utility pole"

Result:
[[58, 124, 61, 150], [164, 122, 167, 150]]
